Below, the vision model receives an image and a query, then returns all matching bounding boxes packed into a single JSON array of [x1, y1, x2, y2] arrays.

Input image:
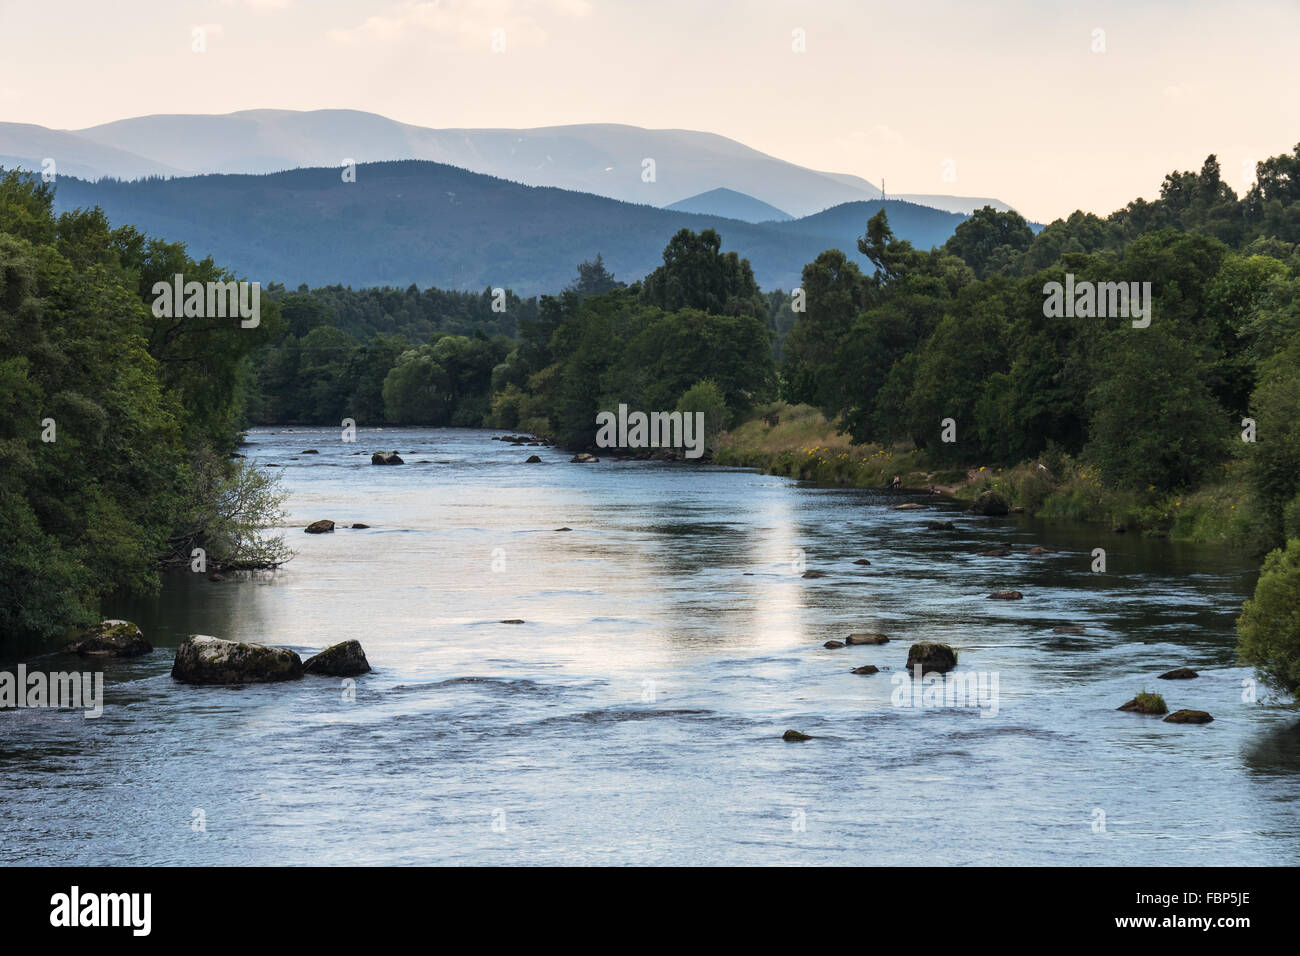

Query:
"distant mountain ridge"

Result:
[[665, 188, 793, 222], [0, 108, 1015, 218], [47, 159, 971, 295]]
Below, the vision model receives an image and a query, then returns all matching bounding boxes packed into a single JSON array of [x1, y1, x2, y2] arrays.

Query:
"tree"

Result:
[[943, 205, 1034, 279], [1237, 538, 1300, 696], [640, 228, 764, 317], [568, 253, 624, 297], [676, 380, 729, 453]]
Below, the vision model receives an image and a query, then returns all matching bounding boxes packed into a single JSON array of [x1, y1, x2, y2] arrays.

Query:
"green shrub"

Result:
[[1237, 538, 1300, 696]]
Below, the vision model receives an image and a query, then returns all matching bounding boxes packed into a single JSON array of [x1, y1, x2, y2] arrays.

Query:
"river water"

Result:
[[2, 427, 1297, 865]]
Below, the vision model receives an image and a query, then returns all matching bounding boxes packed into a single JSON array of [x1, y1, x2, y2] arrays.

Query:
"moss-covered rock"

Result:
[[171, 635, 303, 685], [302, 639, 371, 676], [64, 619, 152, 657], [1118, 691, 1168, 715]]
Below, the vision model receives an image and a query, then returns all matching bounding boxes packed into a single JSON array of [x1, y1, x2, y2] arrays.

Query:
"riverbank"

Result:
[[715, 403, 1269, 551]]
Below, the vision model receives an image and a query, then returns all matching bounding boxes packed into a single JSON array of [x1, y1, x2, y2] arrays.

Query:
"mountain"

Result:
[[0, 122, 182, 181], [1, 109, 1013, 218], [892, 193, 1015, 215], [48, 160, 970, 295], [665, 188, 793, 222]]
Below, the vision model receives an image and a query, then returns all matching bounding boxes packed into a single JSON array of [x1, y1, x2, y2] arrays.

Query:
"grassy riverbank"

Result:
[[716, 403, 1269, 550]]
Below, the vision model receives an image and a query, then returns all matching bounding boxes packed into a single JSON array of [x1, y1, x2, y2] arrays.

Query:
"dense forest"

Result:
[[3, 145, 1300, 696]]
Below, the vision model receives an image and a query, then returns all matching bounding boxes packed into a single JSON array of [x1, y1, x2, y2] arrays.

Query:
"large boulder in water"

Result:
[[303, 640, 371, 676], [1163, 709, 1213, 724], [371, 451, 404, 465], [847, 632, 890, 645], [305, 519, 335, 534], [906, 642, 958, 674], [171, 635, 303, 685], [65, 620, 151, 658], [970, 490, 1009, 516]]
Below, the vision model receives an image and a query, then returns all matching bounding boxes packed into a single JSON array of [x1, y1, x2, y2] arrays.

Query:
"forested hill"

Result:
[[49, 160, 969, 295]]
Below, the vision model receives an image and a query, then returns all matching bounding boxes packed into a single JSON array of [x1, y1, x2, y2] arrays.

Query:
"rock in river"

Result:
[[906, 642, 958, 674], [847, 632, 890, 645], [171, 635, 303, 684], [1164, 709, 1214, 724], [970, 490, 1009, 516], [371, 451, 404, 465], [302, 640, 371, 677], [824, 640, 845, 649], [305, 519, 335, 534], [851, 665, 880, 675], [65, 620, 152, 658], [1158, 667, 1198, 680], [525, 455, 542, 463], [1118, 693, 1168, 715], [782, 729, 812, 742], [989, 590, 1023, 600]]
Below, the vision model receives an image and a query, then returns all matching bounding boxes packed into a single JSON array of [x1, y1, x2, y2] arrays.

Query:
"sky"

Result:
[[0, 0, 1297, 222]]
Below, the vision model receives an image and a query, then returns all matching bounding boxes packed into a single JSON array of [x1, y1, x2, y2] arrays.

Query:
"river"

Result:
[[2, 426, 1297, 865]]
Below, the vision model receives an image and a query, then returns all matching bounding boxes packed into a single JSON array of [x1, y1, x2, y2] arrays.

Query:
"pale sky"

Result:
[[1, 0, 1296, 222]]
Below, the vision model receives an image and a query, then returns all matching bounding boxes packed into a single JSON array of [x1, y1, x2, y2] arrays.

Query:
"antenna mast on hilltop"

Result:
[[881, 178, 886, 204]]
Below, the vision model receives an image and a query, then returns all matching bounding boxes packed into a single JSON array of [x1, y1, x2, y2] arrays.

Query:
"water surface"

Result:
[[2, 427, 1297, 865]]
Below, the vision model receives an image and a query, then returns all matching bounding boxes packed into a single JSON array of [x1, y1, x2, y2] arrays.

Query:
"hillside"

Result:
[[665, 187, 793, 222], [49, 160, 970, 294]]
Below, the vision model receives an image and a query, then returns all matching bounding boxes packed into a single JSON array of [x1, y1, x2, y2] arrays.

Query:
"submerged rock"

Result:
[[970, 490, 1009, 516], [371, 451, 404, 465], [302, 640, 370, 677], [852, 558, 872, 566], [988, 590, 1023, 600], [1027, 546, 1055, 555], [570, 453, 598, 463], [554, 526, 573, 532], [851, 665, 880, 675], [906, 642, 958, 674], [305, 520, 335, 534], [824, 640, 846, 649], [525, 455, 542, 463], [1158, 667, 1199, 680], [846, 632, 890, 645], [171, 635, 303, 685], [801, 570, 827, 579], [925, 521, 955, 530], [782, 729, 812, 742], [893, 503, 923, 511], [1163, 709, 1214, 724], [65, 620, 152, 658], [500, 619, 525, 624], [1053, 625, 1086, 634], [979, 549, 1012, 557]]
